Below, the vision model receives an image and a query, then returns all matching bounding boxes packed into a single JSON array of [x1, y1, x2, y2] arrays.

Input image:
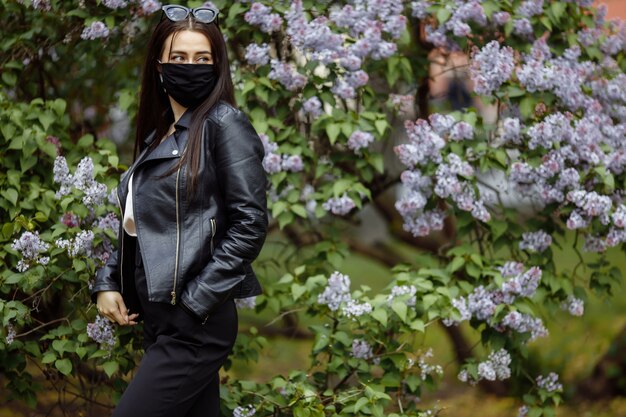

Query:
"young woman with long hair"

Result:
[[91, 5, 268, 416]]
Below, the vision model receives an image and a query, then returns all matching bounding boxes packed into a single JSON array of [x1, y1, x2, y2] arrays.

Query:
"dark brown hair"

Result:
[[134, 15, 236, 194]]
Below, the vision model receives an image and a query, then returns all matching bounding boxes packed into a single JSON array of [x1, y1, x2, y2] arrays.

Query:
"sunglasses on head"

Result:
[[160, 4, 219, 24]]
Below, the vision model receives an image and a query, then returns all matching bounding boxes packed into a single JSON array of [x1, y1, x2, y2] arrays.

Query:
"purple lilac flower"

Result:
[[612, 205, 626, 228], [501, 118, 521, 143], [477, 349, 512, 381], [262, 153, 282, 174], [103, 0, 127, 9], [601, 35, 623, 56], [449, 121, 474, 141], [518, 406, 529, 417], [55, 230, 94, 258], [342, 299, 373, 319], [5, 323, 16, 345], [139, 0, 160, 14], [492, 11, 510, 25], [331, 79, 356, 100], [244, 2, 283, 34], [80, 21, 110, 40], [351, 339, 374, 360], [318, 271, 352, 311], [235, 296, 257, 309], [561, 296, 584, 316], [566, 210, 588, 229], [30, 0, 51, 10], [501, 311, 548, 340], [513, 18, 534, 38], [499, 262, 525, 278], [383, 14, 407, 38], [469, 41, 515, 96], [268, 60, 306, 91], [233, 405, 256, 417], [389, 94, 413, 116], [245, 43, 270, 66], [345, 70, 369, 88], [536, 372, 563, 392], [467, 286, 498, 320], [567, 190, 612, 218], [410, 1, 431, 19], [87, 315, 116, 349], [386, 285, 417, 306], [583, 235, 607, 253], [339, 55, 362, 71], [95, 213, 120, 232], [518, 0, 544, 18], [527, 113, 574, 149], [323, 194, 356, 216], [519, 230, 552, 252], [60, 212, 80, 228], [347, 130, 374, 152], [501, 266, 542, 299], [282, 155, 304, 172], [428, 113, 456, 136], [395, 191, 427, 217], [11, 231, 50, 272], [302, 96, 323, 118], [259, 133, 278, 155], [418, 348, 443, 379], [402, 209, 446, 237]]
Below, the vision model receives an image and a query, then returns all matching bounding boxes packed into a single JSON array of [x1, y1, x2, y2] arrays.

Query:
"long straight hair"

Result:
[[134, 16, 236, 195]]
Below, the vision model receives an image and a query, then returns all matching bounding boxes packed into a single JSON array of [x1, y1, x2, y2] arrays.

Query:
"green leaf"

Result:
[[448, 256, 465, 273], [371, 308, 387, 326], [391, 300, 407, 322], [374, 120, 387, 136], [519, 96, 535, 119], [42, 352, 56, 364], [410, 319, 425, 332], [102, 360, 119, 378], [2, 72, 17, 87], [550, 2, 566, 22], [291, 283, 307, 301], [332, 179, 352, 197], [1, 188, 18, 206], [291, 204, 308, 218], [55, 358, 72, 376], [436, 8, 452, 24], [326, 123, 341, 144], [354, 397, 369, 413], [423, 294, 438, 310]]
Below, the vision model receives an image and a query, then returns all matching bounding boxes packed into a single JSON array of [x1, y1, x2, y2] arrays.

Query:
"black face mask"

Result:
[[159, 63, 218, 108]]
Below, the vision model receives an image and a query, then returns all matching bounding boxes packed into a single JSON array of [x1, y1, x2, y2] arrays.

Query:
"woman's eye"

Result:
[[170, 56, 184, 62], [197, 57, 212, 63]]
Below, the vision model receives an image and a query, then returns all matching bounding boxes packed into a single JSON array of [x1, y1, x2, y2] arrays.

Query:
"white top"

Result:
[[123, 173, 137, 237]]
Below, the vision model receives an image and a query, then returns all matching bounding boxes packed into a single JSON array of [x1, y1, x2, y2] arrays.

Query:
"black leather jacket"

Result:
[[91, 102, 268, 322]]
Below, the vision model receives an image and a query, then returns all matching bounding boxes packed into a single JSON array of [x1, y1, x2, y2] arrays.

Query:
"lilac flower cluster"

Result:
[[5, 323, 16, 345], [60, 212, 80, 228], [139, 0, 161, 15], [94, 212, 119, 233], [492, 11, 511, 25], [53, 156, 108, 207], [317, 272, 373, 319], [351, 339, 374, 360], [410, 1, 431, 20], [322, 194, 356, 216], [103, 0, 127, 9], [259, 134, 304, 174], [469, 41, 515, 96], [80, 21, 110, 41], [235, 296, 257, 309], [536, 372, 563, 392], [233, 405, 256, 417], [244, 43, 270, 66], [389, 94, 414, 116], [302, 96, 323, 118], [318, 271, 352, 311], [477, 349, 512, 381], [446, 266, 547, 342], [30, 0, 51, 11], [417, 348, 443, 380], [561, 296, 584, 316], [347, 130, 374, 153], [268, 60, 307, 91], [500, 310, 548, 341], [386, 285, 417, 307], [244, 2, 283, 33], [517, 0, 544, 18], [11, 231, 50, 272], [55, 230, 94, 258], [519, 230, 552, 252], [86, 315, 116, 349], [459, 349, 511, 384], [395, 119, 444, 167]]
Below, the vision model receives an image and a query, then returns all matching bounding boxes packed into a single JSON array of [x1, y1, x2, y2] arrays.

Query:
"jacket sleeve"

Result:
[[180, 109, 268, 320], [90, 245, 121, 303]]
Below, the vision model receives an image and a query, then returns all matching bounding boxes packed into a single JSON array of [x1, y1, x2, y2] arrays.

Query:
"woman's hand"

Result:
[[96, 291, 139, 325]]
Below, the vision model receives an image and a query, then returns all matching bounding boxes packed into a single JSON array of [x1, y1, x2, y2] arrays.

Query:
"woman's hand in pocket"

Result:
[[96, 291, 139, 325]]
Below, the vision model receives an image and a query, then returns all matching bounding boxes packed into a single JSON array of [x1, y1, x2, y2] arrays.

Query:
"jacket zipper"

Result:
[[210, 218, 216, 255], [115, 189, 125, 295], [171, 165, 183, 305]]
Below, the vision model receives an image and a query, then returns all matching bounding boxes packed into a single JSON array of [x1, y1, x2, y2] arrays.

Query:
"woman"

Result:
[[91, 4, 268, 416]]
